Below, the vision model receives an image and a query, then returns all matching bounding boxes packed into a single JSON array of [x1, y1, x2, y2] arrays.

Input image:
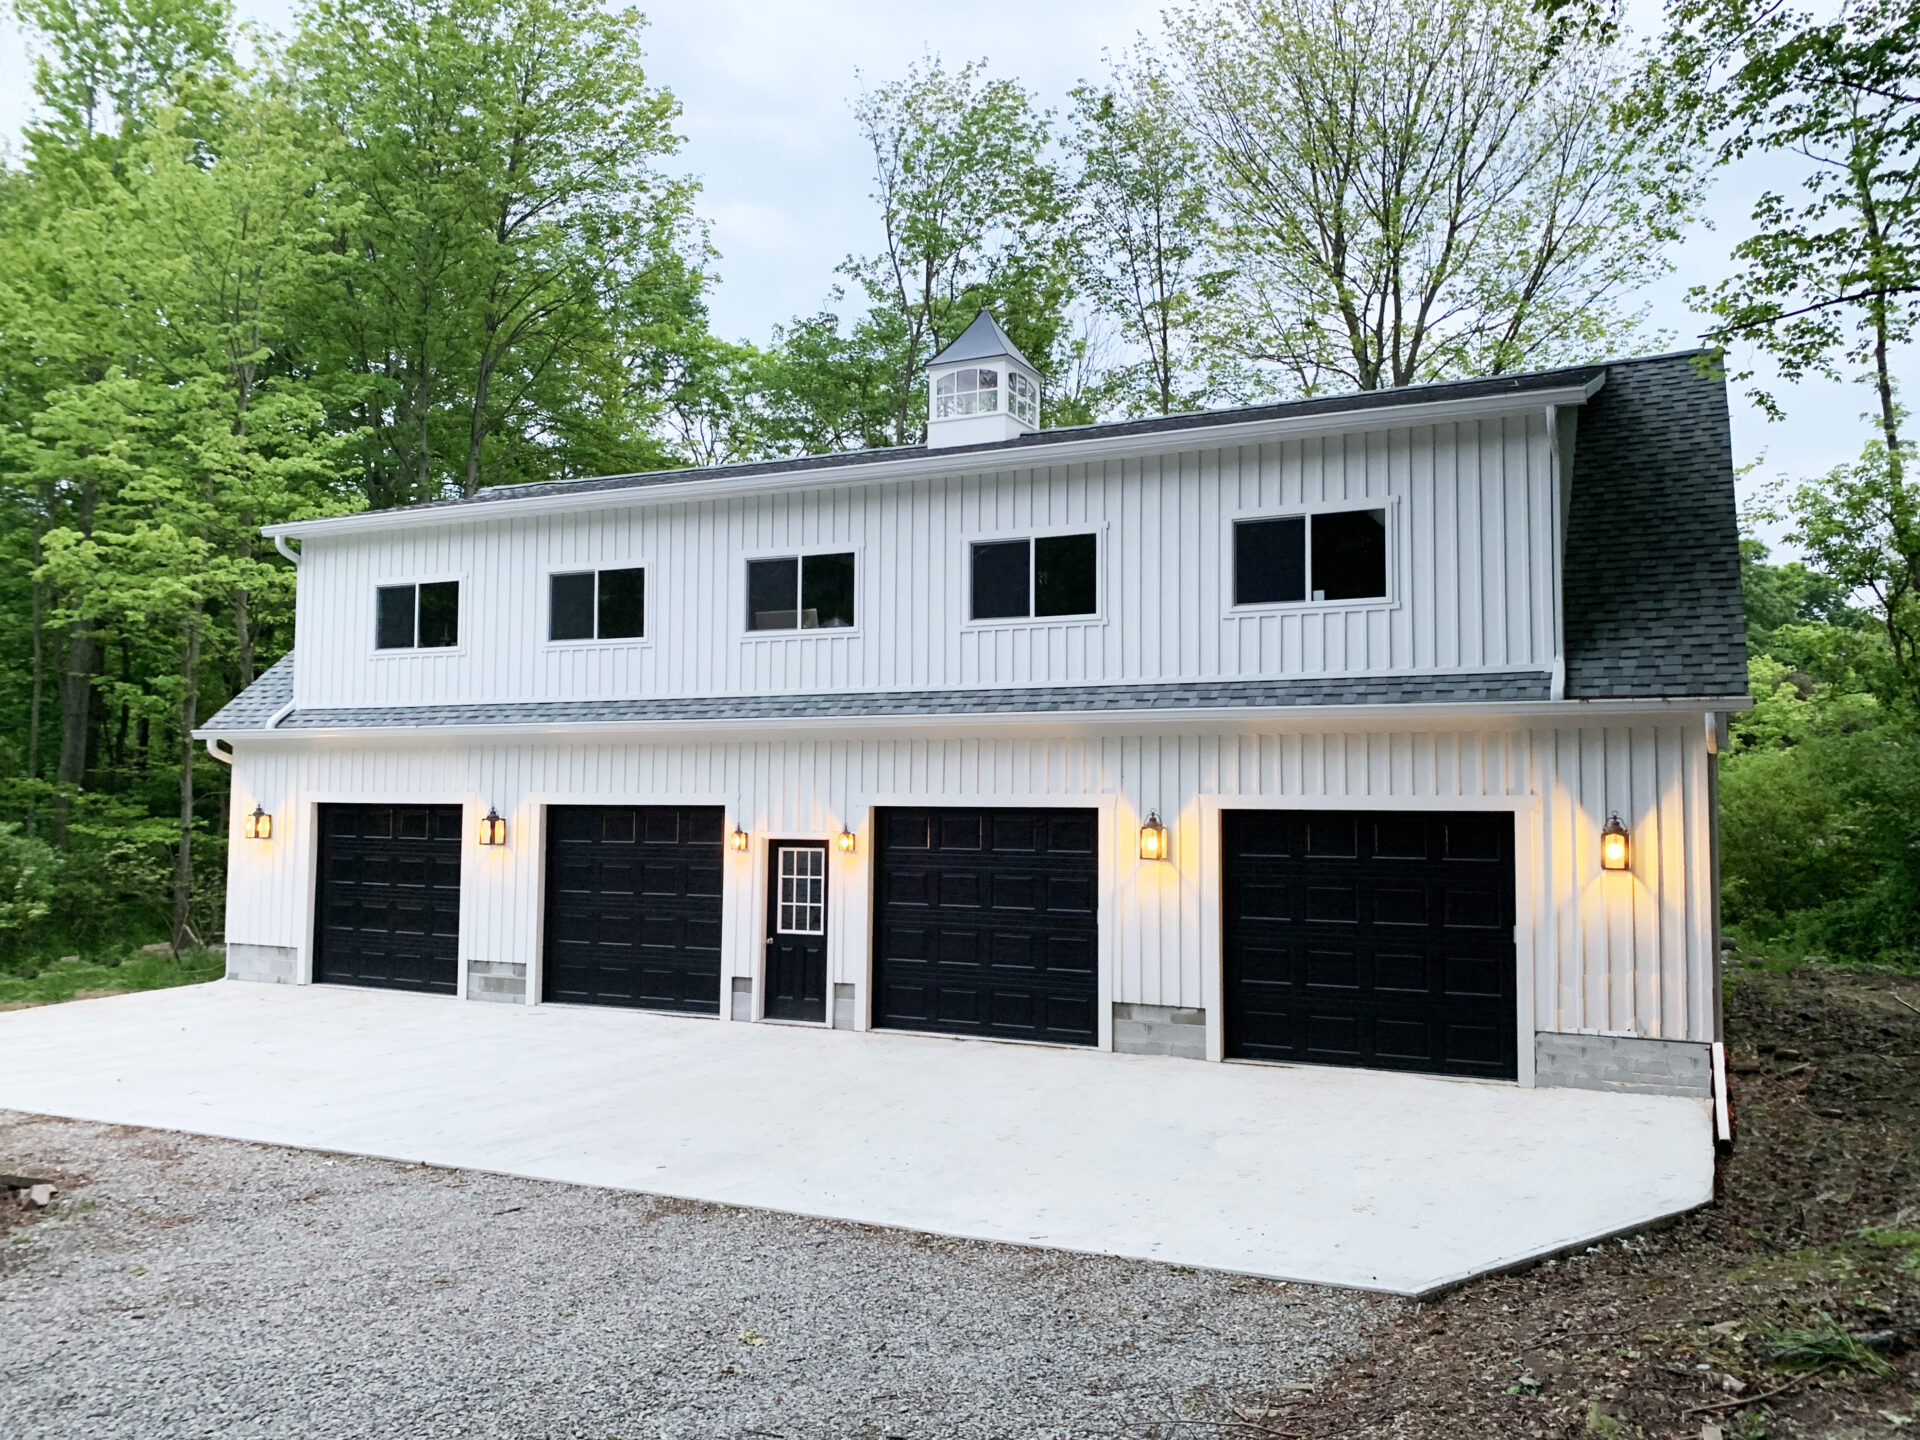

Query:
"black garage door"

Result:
[[1222, 809, 1516, 1079], [314, 804, 462, 994], [873, 807, 1098, 1046], [543, 805, 724, 1012]]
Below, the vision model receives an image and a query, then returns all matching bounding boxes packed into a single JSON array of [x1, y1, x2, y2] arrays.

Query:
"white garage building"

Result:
[[200, 317, 1748, 1095]]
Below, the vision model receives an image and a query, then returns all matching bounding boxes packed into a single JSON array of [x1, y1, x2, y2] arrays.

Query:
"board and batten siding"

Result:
[[289, 413, 1559, 709], [223, 715, 1714, 1067]]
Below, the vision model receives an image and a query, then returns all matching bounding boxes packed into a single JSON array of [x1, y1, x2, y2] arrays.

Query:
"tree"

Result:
[[289, 0, 712, 503], [834, 57, 1075, 446], [1067, 50, 1219, 416], [1163, 0, 1696, 396], [1639, 0, 1920, 702]]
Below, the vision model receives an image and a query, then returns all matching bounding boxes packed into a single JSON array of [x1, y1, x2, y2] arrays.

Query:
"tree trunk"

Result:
[[172, 607, 205, 954], [53, 618, 98, 845]]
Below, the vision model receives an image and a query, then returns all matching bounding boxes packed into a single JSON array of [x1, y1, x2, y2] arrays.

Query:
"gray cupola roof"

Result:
[[930, 311, 1036, 370]]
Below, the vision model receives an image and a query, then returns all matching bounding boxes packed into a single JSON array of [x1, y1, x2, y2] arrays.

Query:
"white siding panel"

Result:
[[224, 717, 1713, 1054], [290, 414, 1561, 710]]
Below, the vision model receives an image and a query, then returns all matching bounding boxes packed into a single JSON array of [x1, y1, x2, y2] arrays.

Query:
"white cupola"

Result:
[[925, 310, 1042, 448]]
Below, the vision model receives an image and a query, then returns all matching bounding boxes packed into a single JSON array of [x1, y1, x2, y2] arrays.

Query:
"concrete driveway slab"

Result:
[[0, 982, 1714, 1295]]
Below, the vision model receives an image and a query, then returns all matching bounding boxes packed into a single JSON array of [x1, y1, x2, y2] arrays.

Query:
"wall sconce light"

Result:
[[729, 825, 750, 853], [1600, 812, 1629, 872], [837, 826, 857, 855], [242, 803, 272, 841], [1139, 810, 1170, 862], [477, 807, 507, 847]]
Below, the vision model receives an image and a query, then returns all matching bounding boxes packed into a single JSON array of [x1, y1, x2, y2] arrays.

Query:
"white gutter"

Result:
[[194, 690, 1750, 745], [262, 381, 1606, 543], [274, 535, 301, 565]]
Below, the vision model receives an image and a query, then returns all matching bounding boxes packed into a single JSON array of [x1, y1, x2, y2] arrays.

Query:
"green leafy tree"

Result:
[[829, 57, 1075, 446], [1164, 0, 1697, 396], [289, 0, 711, 501], [1067, 50, 1219, 416], [1640, 0, 1920, 702]]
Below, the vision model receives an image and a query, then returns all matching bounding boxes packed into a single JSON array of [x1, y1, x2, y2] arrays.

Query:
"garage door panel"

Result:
[[542, 804, 723, 1013], [314, 803, 461, 995], [874, 807, 1099, 1047], [1224, 809, 1516, 1079]]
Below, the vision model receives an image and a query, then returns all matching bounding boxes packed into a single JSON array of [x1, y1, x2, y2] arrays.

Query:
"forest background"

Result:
[[0, 0, 1915, 971]]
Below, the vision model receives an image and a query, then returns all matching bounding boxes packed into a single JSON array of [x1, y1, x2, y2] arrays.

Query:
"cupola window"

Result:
[[934, 367, 999, 419], [1007, 370, 1039, 426]]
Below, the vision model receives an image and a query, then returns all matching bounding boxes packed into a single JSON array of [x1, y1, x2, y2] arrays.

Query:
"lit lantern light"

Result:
[[837, 826, 857, 855], [729, 825, 750, 853], [477, 807, 507, 848], [1600, 812, 1630, 872], [242, 803, 272, 841], [1139, 810, 1170, 863]]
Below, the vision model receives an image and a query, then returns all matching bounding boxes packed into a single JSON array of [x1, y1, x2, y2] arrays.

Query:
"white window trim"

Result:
[[959, 521, 1109, 631], [775, 843, 827, 936], [369, 572, 469, 659], [541, 560, 653, 650], [1223, 497, 1403, 616], [739, 543, 865, 641]]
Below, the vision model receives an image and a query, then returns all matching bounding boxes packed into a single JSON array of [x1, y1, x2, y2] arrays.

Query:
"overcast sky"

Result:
[[4, 0, 1912, 547]]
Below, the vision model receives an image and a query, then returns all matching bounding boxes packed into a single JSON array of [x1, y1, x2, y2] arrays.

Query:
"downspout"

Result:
[[266, 699, 296, 729], [1545, 404, 1567, 700], [205, 737, 234, 765], [274, 535, 301, 567]]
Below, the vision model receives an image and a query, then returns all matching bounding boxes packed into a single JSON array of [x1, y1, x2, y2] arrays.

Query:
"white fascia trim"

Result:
[[261, 383, 1605, 543], [193, 692, 1748, 746]]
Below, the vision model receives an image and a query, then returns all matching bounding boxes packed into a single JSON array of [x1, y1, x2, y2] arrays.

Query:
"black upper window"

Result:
[[550, 566, 645, 642], [1232, 509, 1387, 606], [970, 533, 1098, 621], [747, 552, 856, 631], [376, 581, 459, 649]]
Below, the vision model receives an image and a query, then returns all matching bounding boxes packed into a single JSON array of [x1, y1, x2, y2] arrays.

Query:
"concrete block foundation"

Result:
[[225, 943, 297, 985], [1112, 1003, 1206, 1060], [467, 960, 527, 1003], [1534, 1032, 1712, 1097]]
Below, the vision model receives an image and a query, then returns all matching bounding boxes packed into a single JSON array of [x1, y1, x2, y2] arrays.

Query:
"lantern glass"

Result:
[[1139, 811, 1169, 862], [729, 826, 750, 852], [244, 804, 271, 841], [478, 808, 506, 847], [1600, 814, 1629, 872], [837, 827, 856, 854]]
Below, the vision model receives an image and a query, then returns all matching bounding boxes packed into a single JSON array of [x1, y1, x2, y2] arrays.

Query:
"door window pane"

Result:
[[777, 846, 826, 935], [747, 557, 799, 631], [801, 552, 855, 629], [417, 581, 460, 647], [375, 585, 415, 649], [549, 571, 595, 641], [1312, 508, 1388, 600], [1035, 533, 1097, 617], [597, 567, 646, 638], [1233, 517, 1307, 605], [971, 539, 1031, 619]]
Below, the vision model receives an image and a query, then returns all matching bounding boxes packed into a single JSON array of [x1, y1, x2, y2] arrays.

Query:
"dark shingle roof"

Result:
[[1562, 353, 1748, 698], [201, 653, 294, 730], [202, 664, 1554, 733]]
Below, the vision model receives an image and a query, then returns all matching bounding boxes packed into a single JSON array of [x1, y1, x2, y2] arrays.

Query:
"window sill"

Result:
[[962, 613, 1108, 633], [369, 646, 468, 660], [740, 627, 863, 642], [1228, 596, 1396, 616], [543, 637, 651, 652]]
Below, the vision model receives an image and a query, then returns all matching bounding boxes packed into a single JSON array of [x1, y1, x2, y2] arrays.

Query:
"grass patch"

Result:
[[0, 946, 224, 1009]]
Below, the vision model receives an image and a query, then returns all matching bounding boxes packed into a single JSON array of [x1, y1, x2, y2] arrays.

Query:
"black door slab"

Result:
[[873, 807, 1099, 1047], [542, 805, 724, 1013], [314, 804, 462, 994], [1222, 809, 1517, 1079], [764, 841, 828, 1022]]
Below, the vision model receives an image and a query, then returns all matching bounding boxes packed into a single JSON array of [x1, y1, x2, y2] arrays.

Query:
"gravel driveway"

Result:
[[1, 1110, 1382, 1439]]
